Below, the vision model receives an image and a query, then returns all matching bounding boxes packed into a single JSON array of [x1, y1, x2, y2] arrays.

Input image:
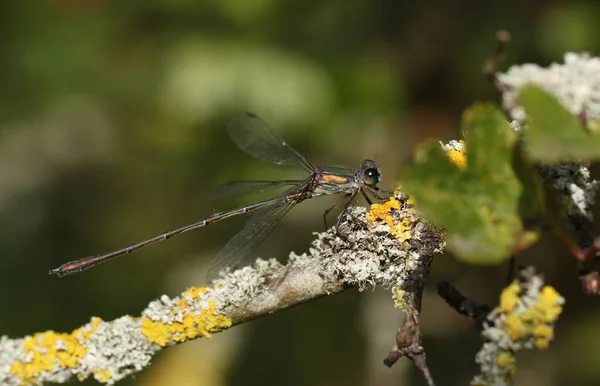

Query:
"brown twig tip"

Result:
[[482, 29, 512, 86], [580, 271, 600, 295], [496, 29, 511, 44], [384, 307, 435, 386]]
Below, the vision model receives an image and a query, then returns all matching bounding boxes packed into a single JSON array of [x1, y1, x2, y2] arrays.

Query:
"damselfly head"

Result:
[[361, 159, 381, 186]]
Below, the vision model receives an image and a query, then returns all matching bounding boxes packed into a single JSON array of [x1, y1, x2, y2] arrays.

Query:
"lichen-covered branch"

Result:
[[0, 193, 444, 385], [438, 267, 564, 386]]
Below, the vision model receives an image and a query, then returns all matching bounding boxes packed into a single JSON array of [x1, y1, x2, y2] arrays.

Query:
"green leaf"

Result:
[[519, 85, 600, 162], [401, 103, 540, 264]]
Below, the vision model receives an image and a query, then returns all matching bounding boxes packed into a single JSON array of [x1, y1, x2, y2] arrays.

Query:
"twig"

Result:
[[436, 281, 491, 332], [383, 306, 435, 386], [506, 254, 516, 284]]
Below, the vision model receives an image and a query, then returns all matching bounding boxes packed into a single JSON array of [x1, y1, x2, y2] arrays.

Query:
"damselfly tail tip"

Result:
[[49, 267, 62, 277], [49, 264, 71, 278]]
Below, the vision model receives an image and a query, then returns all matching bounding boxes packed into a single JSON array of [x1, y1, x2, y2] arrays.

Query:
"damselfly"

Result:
[[50, 112, 389, 279]]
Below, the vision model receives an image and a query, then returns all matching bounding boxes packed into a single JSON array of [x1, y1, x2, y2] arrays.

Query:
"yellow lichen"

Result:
[[497, 282, 562, 352], [532, 324, 553, 338], [530, 286, 563, 323], [366, 198, 401, 226], [11, 325, 92, 384], [503, 314, 525, 341], [183, 286, 207, 299], [446, 143, 467, 170], [94, 369, 113, 383], [535, 338, 549, 350], [392, 287, 407, 309], [390, 217, 414, 242], [539, 286, 561, 304], [519, 286, 563, 327], [141, 319, 171, 347], [498, 282, 520, 313], [71, 317, 102, 343], [142, 300, 232, 347], [366, 197, 416, 244], [474, 281, 563, 386], [496, 351, 516, 373]]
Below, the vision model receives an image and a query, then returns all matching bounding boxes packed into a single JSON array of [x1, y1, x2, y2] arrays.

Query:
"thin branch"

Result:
[[506, 255, 516, 284], [481, 29, 511, 89], [383, 306, 435, 386], [437, 281, 491, 332]]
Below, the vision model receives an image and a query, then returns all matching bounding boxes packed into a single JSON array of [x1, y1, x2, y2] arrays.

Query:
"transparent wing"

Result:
[[206, 196, 297, 282], [212, 180, 302, 199], [228, 112, 313, 172]]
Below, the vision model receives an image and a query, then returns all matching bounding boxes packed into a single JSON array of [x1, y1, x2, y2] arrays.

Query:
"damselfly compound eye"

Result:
[[363, 168, 380, 186]]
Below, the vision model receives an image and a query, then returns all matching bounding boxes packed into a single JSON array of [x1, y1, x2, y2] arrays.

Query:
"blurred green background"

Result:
[[2, 0, 600, 385]]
